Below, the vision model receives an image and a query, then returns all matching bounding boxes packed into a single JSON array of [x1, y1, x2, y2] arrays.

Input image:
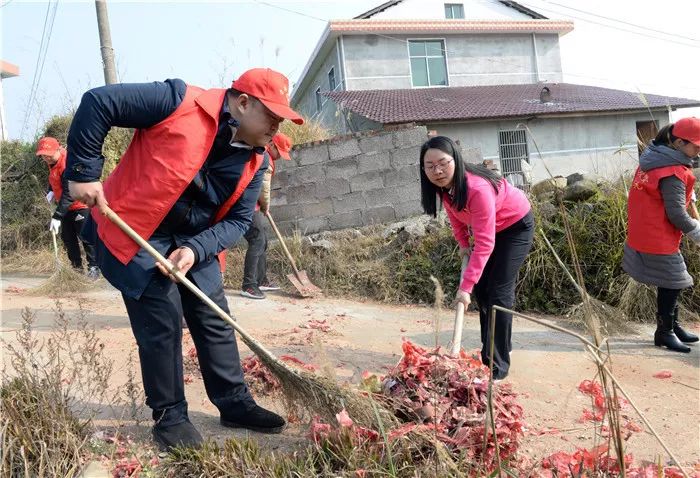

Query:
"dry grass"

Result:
[[619, 277, 700, 323], [1, 303, 114, 477], [279, 117, 330, 146]]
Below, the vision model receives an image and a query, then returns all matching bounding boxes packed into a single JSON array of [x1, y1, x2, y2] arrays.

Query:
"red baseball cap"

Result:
[[232, 68, 304, 125], [673, 117, 700, 146], [36, 137, 60, 156], [269, 133, 292, 160]]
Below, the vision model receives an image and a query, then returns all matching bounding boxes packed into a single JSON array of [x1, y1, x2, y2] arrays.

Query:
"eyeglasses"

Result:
[[423, 158, 453, 174]]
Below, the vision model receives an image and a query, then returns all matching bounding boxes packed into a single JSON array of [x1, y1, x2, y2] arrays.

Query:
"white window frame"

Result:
[[444, 3, 465, 19], [328, 66, 336, 92], [406, 38, 450, 89]]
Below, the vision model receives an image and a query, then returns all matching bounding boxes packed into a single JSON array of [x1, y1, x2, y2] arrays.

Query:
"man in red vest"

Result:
[[36, 137, 99, 278], [240, 132, 292, 299], [65, 69, 303, 451]]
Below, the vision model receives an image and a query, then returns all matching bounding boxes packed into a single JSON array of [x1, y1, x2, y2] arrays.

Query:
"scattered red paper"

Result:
[[653, 370, 673, 379], [280, 355, 318, 372], [300, 319, 332, 333], [4, 285, 26, 293], [183, 374, 194, 384], [112, 457, 141, 477]]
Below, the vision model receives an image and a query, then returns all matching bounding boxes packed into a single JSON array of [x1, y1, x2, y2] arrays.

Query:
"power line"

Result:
[[539, 0, 698, 43], [253, 0, 700, 97], [516, 0, 699, 48], [19, 0, 59, 139]]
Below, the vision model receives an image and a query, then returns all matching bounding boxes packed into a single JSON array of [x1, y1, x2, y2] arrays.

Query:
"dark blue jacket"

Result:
[[65, 79, 268, 299]]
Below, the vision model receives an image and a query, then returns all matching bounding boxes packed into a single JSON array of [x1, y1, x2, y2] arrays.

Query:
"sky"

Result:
[[1, 0, 699, 142]]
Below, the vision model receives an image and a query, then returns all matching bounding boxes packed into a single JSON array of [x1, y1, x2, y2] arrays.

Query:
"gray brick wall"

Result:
[[271, 125, 430, 234]]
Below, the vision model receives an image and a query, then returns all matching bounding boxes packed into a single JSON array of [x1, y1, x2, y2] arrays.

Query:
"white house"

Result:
[[290, 0, 700, 184]]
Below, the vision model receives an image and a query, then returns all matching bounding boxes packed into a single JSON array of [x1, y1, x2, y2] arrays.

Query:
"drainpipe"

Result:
[[531, 33, 540, 82]]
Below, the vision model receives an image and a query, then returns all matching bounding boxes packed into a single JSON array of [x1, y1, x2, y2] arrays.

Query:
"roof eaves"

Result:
[[290, 24, 333, 105], [329, 19, 574, 35]]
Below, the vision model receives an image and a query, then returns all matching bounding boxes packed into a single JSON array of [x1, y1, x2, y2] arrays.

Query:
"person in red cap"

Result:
[[36, 136, 99, 279], [239, 132, 292, 299], [64, 68, 303, 451], [624, 117, 700, 353]]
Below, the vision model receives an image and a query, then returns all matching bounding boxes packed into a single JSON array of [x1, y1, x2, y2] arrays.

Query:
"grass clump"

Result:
[[1, 303, 114, 477]]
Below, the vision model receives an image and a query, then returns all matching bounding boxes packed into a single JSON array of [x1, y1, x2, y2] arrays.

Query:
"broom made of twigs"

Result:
[[102, 205, 395, 429], [539, 228, 630, 336], [491, 305, 690, 478], [30, 230, 93, 296]]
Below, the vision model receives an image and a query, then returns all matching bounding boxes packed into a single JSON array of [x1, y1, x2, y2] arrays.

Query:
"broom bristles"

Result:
[[241, 334, 397, 429], [29, 262, 96, 296]]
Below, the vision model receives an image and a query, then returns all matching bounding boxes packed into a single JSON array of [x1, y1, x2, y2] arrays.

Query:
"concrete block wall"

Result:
[[270, 125, 429, 235]]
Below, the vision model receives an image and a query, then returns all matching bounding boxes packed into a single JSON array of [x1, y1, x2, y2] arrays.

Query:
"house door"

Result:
[[636, 120, 658, 157]]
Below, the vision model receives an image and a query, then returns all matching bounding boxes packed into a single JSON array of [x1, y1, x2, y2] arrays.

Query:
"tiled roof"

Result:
[[325, 83, 700, 124], [329, 19, 573, 34]]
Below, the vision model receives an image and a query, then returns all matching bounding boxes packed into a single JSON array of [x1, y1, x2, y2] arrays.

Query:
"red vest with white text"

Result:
[[92, 85, 264, 264], [627, 165, 695, 254]]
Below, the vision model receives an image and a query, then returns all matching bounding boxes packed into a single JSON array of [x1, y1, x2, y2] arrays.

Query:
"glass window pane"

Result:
[[454, 4, 464, 18], [425, 41, 444, 57], [444, 4, 453, 18], [408, 41, 425, 57], [428, 57, 447, 86], [328, 68, 336, 90], [410, 58, 429, 87]]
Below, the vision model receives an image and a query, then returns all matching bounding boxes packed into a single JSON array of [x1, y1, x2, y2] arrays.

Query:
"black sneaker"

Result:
[[259, 280, 281, 291], [152, 420, 203, 452], [240, 286, 265, 299], [220, 402, 286, 434]]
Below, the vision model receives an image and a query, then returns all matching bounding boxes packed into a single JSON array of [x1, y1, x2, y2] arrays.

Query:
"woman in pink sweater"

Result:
[[420, 136, 534, 380]]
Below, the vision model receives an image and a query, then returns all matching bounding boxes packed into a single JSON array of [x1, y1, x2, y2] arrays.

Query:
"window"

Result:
[[444, 3, 464, 19], [408, 40, 448, 87], [315, 87, 322, 113], [328, 67, 336, 91], [498, 129, 530, 189]]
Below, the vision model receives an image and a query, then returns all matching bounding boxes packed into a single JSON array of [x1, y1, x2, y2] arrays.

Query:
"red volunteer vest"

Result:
[[92, 85, 264, 265], [49, 149, 88, 211], [627, 165, 696, 254]]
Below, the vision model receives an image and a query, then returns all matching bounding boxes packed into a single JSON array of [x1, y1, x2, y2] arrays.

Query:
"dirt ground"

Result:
[[2, 273, 699, 469]]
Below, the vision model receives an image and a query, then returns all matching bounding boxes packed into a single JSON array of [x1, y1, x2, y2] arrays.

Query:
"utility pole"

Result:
[[95, 0, 117, 85]]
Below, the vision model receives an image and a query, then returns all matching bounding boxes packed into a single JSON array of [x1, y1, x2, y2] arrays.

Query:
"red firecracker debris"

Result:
[[112, 457, 141, 477], [653, 370, 673, 379]]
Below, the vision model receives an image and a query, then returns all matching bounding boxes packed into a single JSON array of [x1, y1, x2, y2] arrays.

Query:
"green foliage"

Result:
[[1, 140, 51, 251], [42, 113, 74, 144]]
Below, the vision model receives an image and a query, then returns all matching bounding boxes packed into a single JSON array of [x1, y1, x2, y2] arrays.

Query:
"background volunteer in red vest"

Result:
[[64, 68, 303, 452], [240, 132, 292, 299], [36, 137, 99, 279], [623, 117, 700, 354]]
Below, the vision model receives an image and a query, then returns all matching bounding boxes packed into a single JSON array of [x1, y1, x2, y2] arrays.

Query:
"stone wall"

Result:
[[270, 125, 430, 235]]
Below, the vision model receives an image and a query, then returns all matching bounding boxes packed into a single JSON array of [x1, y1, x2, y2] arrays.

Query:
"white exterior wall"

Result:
[[368, 0, 532, 20], [430, 111, 670, 183]]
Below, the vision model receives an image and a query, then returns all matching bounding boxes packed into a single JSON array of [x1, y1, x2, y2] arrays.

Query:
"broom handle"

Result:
[[51, 231, 59, 261], [102, 206, 278, 361], [450, 255, 469, 355], [450, 303, 465, 355], [539, 229, 585, 296], [265, 212, 303, 279]]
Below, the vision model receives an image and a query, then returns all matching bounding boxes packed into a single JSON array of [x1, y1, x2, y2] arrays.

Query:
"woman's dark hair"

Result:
[[653, 123, 680, 146], [419, 135, 502, 217]]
